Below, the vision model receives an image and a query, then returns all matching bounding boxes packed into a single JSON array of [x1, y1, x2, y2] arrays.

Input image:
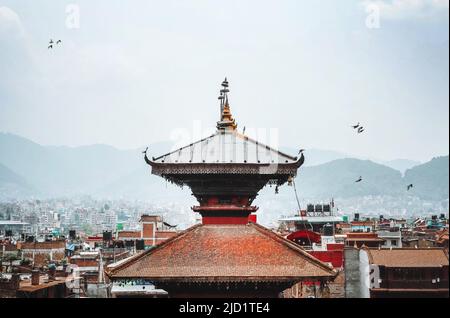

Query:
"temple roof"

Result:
[[106, 222, 336, 282], [150, 130, 300, 166], [144, 78, 303, 177]]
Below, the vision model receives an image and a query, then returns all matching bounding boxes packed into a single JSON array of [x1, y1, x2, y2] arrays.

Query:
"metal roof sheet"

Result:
[[151, 131, 298, 165]]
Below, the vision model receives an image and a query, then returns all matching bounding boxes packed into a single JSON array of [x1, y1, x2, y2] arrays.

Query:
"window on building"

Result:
[[391, 240, 397, 246]]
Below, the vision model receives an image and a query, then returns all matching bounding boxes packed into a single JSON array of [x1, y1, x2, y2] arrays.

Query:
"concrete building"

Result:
[[0, 221, 31, 237], [377, 229, 402, 248]]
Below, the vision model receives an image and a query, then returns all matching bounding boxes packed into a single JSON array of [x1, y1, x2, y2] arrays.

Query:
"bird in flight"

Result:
[[48, 39, 62, 49], [355, 176, 363, 183], [357, 127, 365, 134], [163, 221, 177, 228], [351, 122, 360, 129], [407, 184, 414, 191]]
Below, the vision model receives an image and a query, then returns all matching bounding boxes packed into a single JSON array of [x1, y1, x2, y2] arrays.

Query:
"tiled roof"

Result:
[[19, 276, 81, 292], [20, 241, 65, 250], [435, 230, 449, 243], [351, 221, 374, 226], [107, 223, 336, 282], [117, 231, 141, 239], [365, 248, 449, 267]]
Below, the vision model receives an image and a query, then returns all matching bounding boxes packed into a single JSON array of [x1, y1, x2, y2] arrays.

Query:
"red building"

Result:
[[117, 215, 177, 247], [20, 240, 66, 268], [106, 79, 337, 298], [345, 232, 385, 248]]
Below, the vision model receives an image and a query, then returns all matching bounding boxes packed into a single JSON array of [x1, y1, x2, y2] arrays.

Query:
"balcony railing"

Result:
[[382, 279, 449, 289]]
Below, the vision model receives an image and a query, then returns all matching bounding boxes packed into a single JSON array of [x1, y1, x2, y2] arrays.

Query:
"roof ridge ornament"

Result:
[[217, 77, 237, 131]]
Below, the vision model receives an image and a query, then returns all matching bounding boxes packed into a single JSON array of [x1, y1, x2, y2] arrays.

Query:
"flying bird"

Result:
[[407, 184, 414, 191], [49, 39, 54, 44], [56, 40, 62, 44], [48, 45, 53, 49], [355, 176, 363, 183], [351, 122, 360, 129], [163, 221, 177, 228], [357, 127, 365, 134]]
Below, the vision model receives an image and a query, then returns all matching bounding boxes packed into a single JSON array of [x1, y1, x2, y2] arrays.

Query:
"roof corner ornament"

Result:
[[296, 152, 305, 168], [142, 147, 152, 165]]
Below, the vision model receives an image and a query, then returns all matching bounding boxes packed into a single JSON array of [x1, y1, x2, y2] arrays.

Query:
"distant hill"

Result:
[[0, 133, 448, 203], [0, 132, 172, 196], [0, 162, 29, 186], [95, 166, 193, 204], [382, 159, 421, 175], [295, 158, 404, 198], [280, 147, 352, 167], [404, 156, 449, 201], [0, 162, 34, 199]]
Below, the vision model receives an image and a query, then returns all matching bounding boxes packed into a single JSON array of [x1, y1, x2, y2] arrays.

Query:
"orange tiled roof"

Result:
[[20, 240, 65, 250], [435, 230, 449, 244], [351, 221, 374, 226], [117, 231, 141, 239], [107, 223, 336, 282], [365, 248, 449, 267]]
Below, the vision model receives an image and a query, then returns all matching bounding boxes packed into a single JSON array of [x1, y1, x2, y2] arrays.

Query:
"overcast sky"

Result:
[[0, 0, 448, 162]]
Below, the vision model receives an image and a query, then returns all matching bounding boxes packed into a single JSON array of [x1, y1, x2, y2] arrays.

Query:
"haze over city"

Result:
[[0, 0, 449, 303], [1, 0, 449, 163]]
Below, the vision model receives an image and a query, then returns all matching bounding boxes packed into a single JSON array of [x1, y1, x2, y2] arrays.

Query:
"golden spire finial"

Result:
[[217, 78, 237, 131]]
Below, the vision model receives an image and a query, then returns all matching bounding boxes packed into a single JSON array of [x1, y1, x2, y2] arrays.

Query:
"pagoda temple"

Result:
[[106, 79, 336, 298]]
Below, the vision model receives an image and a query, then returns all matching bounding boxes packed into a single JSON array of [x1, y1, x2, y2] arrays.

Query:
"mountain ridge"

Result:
[[0, 132, 448, 202]]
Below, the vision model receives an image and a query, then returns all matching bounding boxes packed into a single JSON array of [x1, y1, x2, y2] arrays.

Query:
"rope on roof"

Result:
[[292, 177, 314, 245], [244, 136, 248, 163]]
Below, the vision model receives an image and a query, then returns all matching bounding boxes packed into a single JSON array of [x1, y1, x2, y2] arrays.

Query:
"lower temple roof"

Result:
[[106, 222, 337, 282], [364, 247, 449, 268]]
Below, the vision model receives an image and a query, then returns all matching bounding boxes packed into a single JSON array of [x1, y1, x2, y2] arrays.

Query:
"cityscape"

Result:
[[0, 0, 448, 308], [1, 80, 448, 298]]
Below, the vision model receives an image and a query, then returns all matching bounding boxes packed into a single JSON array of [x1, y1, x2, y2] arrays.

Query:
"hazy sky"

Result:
[[0, 0, 448, 162]]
